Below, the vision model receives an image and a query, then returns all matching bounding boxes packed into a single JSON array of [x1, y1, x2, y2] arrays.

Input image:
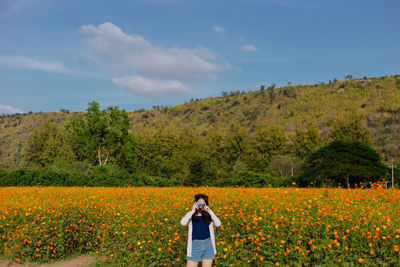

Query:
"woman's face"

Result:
[[196, 198, 206, 205], [196, 198, 206, 210]]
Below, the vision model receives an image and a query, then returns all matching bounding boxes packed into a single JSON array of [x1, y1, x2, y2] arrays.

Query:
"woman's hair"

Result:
[[191, 193, 212, 225]]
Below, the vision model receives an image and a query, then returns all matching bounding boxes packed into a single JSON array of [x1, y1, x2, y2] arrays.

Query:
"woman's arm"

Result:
[[180, 209, 196, 226], [208, 208, 222, 227]]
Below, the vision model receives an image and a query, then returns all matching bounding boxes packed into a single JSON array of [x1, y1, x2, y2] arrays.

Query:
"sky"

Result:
[[1, 0, 399, 114]]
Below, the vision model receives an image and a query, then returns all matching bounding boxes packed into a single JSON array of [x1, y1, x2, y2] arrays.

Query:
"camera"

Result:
[[197, 202, 206, 209]]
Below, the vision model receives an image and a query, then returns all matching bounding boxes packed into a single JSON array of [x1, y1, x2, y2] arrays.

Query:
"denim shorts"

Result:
[[187, 237, 216, 262]]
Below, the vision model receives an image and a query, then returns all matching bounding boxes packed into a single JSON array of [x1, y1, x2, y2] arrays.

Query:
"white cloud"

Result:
[[79, 22, 233, 97], [0, 55, 106, 78], [213, 25, 225, 33], [113, 75, 192, 97], [242, 44, 257, 52], [0, 55, 68, 73], [79, 22, 223, 81], [0, 104, 23, 114]]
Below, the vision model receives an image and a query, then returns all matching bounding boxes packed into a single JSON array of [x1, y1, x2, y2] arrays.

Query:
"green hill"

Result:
[[1, 74, 400, 172]]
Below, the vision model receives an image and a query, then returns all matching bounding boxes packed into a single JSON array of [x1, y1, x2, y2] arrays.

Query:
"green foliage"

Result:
[[22, 120, 75, 167], [66, 101, 137, 169], [187, 152, 206, 186], [0, 165, 178, 187], [219, 170, 288, 187], [289, 123, 322, 159], [226, 126, 249, 164], [329, 112, 373, 146], [298, 140, 389, 188], [245, 125, 286, 172], [2, 74, 400, 187], [254, 125, 286, 158], [267, 154, 303, 177]]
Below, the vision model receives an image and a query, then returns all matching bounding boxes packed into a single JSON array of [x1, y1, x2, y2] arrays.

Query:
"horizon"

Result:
[[0, 72, 396, 115], [1, 0, 399, 114]]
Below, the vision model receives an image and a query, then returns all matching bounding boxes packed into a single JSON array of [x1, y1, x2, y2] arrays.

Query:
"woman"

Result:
[[180, 193, 222, 267]]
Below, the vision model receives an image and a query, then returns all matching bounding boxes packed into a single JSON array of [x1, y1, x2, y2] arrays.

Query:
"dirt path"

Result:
[[0, 255, 106, 267]]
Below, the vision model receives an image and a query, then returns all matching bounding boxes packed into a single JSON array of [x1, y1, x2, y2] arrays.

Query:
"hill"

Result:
[[1, 74, 400, 170]]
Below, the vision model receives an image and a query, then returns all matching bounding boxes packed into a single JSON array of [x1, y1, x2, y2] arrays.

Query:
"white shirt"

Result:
[[180, 208, 222, 257]]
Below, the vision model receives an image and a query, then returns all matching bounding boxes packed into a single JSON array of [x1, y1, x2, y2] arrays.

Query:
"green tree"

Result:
[[256, 125, 285, 156], [289, 123, 322, 159], [66, 101, 137, 169], [187, 152, 205, 186], [268, 83, 276, 104], [267, 154, 303, 177], [329, 113, 372, 146], [244, 125, 286, 172], [226, 126, 249, 164], [299, 140, 389, 188], [206, 128, 228, 167], [23, 120, 75, 167]]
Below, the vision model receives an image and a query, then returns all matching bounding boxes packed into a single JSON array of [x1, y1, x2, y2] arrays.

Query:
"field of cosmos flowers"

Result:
[[1, 183, 399, 266]]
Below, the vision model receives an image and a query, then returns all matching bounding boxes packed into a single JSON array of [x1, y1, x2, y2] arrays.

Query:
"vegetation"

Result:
[[65, 101, 137, 169], [298, 140, 389, 188], [23, 120, 75, 167], [1, 74, 400, 187]]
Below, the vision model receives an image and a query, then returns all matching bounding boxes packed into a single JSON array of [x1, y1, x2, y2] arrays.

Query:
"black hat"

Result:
[[194, 193, 209, 206]]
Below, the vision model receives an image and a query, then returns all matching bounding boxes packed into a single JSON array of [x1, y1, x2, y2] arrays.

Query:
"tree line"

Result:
[[1, 101, 392, 188]]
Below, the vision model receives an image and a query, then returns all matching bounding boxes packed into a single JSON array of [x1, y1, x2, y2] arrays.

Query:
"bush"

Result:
[[0, 165, 150, 187], [219, 171, 286, 187], [0, 166, 295, 188]]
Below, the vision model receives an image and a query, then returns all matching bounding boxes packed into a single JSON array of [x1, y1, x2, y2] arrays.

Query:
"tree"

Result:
[[188, 152, 205, 186], [206, 128, 228, 164], [299, 140, 389, 188], [226, 126, 249, 168], [267, 154, 303, 177], [289, 123, 322, 159], [329, 113, 372, 146], [253, 125, 286, 160], [66, 101, 137, 168], [268, 83, 276, 104], [23, 120, 75, 167], [345, 74, 353, 80], [246, 125, 286, 172]]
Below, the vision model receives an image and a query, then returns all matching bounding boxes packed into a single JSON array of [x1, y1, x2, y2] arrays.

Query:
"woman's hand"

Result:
[[192, 203, 199, 211], [204, 205, 210, 212]]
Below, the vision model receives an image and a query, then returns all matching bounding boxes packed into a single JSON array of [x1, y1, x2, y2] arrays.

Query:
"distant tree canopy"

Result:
[[299, 140, 389, 188], [329, 113, 372, 146], [345, 74, 353, 80], [246, 125, 286, 172], [66, 101, 137, 169], [23, 120, 75, 167], [289, 123, 322, 159], [6, 73, 400, 187]]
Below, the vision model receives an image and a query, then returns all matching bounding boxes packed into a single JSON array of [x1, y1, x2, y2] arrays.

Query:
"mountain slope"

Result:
[[1, 74, 400, 168]]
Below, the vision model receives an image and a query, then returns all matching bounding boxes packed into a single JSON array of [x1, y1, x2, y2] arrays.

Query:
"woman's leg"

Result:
[[187, 260, 200, 267], [201, 259, 213, 267]]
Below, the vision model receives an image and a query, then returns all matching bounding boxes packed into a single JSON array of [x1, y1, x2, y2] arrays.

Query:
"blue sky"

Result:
[[1, 0, 399, 114]]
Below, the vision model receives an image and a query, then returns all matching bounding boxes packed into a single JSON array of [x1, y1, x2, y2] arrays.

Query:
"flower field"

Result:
[[1, 185, 400, 266]]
